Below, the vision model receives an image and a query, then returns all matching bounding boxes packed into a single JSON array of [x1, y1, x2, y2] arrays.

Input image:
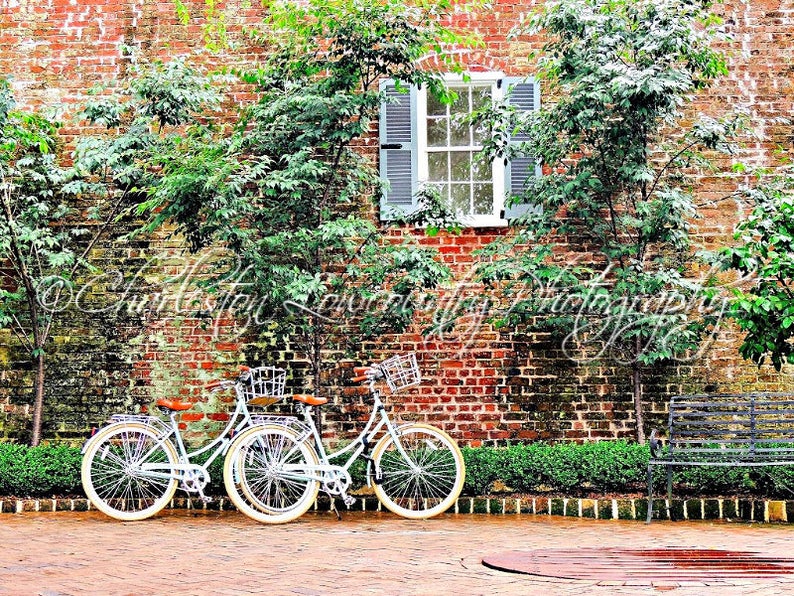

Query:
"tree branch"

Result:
[[0, 177, 44, 348], [778, 274, 794, 301], [71, 190, 128, 277], [647, 137, 700, 200], [7, 312, 34, 352]]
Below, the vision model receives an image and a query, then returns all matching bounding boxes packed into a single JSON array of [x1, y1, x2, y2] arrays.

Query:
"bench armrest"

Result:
[[649, 429, 664, 459]]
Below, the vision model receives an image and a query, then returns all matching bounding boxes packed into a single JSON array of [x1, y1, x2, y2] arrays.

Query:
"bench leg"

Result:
[[666, 465, 674, 521], [646, 464, 654, 524]]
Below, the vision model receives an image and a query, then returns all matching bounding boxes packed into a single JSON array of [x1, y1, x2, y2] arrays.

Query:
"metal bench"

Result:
[[646, 393, 794, 523]]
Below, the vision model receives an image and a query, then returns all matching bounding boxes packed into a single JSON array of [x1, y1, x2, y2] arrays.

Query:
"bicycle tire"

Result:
[[81, 422, 179, 521], [223, 424, 320, 524], [371, 423, 465, 519]]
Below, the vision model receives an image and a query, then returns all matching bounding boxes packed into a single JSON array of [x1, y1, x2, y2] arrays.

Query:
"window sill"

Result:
[[456, 215, 509, 228]]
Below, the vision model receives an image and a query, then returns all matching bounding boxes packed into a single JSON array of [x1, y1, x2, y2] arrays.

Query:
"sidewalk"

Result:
[[2, 510, 794, 595]]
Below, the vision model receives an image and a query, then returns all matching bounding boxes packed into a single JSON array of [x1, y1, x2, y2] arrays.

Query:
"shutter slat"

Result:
[[384, 87, 412, 145], [385, 151, 413, 206], [508, 82, 535, 143], [380, 82, 417, 219], [509, 156, 534, 193], [503, 78, 539, 221]]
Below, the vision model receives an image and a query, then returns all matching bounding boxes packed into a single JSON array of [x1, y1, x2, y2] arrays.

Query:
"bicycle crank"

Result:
[[321, 465, 352, 496], [180, 466, 211, 497]]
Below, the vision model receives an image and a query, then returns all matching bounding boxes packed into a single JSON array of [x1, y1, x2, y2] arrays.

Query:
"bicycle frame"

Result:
[[255, 384, 416, 492], [111, 385, 257, 492], [221, 354, 465, 523]]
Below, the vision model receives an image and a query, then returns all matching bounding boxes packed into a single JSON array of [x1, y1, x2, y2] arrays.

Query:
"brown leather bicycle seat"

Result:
[[155, 399, 193, 411], [292, 394, 328, 406]]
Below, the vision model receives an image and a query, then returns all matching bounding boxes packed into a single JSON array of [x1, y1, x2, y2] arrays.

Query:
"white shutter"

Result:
[[379, 81, 418, 220], [503, 77, 541, 221]]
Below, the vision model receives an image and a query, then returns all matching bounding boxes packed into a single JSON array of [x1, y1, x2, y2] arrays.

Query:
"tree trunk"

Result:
[[30, 350, 46, 446], [312, 324, 322, 433], [632, 362, 646, 445]]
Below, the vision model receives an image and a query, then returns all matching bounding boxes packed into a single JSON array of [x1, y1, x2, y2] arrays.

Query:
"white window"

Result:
[[379, 74, 539, 227]]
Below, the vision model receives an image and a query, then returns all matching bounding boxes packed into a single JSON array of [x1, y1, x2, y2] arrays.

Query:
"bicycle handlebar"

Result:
[[351, 364, 385, 384], [206, 379, 237, 392]]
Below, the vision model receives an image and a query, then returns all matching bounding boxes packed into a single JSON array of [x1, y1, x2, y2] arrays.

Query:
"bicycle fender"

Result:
[[79, 420, 130, 454]]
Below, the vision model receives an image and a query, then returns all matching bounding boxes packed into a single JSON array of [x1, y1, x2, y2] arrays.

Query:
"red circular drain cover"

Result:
[[482, 548, 794, 583]]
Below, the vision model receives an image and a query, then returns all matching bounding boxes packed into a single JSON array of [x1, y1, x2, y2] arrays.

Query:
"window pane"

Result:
[[450, 151, 471, 182], [472, 125, 487, 145], [473, 184, 492, 215], [471, 153, 491, 181], [450, 116, 470, 146], [427, 117, 448, 147], [449, 88, 468, 115], [450, 183, 470, 215], [472, 120, 488, 145], [428, 152, 449, 182], [472, 85, 490, 111], [471, 86, 491, 144], [427, 92, 446, 117]]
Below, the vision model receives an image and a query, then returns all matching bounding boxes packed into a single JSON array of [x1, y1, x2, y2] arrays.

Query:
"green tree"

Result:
[[138, 0, 466, 396], [0, 81, 125, 445], [722, 171, 794, 370], [476, 0, 739, 443], [0, 60, 218, 445]]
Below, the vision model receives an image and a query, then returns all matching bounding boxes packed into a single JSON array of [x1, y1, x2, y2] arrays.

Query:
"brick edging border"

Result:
[[1, 495, 791, 522]]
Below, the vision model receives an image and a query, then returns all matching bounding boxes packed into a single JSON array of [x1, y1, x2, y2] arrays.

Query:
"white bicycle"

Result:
[[81, 365, 286, 521], [224, 353, 466, 523]]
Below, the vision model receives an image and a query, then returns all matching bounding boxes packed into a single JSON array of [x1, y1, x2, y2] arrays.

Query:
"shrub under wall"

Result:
[[462, 442, 794, 498], [0, 443, 83, 497], [3, 441, 794, 500], [462, 441, 648, 496]]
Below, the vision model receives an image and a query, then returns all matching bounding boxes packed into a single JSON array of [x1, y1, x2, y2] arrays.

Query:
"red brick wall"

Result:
[[1, 0, 793, 445]]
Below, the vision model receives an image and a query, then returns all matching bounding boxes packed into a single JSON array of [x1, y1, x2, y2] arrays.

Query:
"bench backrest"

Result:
[[667, 393, 794, 460]]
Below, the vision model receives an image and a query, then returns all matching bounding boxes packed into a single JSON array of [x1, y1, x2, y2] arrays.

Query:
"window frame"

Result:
[[379, 73, 540, 227], [416, 72, 507, 228]]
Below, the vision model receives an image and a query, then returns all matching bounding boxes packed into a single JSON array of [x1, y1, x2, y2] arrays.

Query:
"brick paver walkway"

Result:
[[2, 510, 794, 595]]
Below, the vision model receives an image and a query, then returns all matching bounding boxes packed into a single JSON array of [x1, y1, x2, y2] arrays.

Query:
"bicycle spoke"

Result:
[[373, 424, 464, 519], [224, 425, 320, 523], [82, 424, 179, 521]]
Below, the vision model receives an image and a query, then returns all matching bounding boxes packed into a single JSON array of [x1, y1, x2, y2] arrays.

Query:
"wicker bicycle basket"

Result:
[[244, 366, 287, 407], [380, 353, 421, 392]]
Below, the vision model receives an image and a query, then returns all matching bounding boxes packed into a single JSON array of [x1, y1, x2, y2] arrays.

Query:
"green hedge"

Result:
[[0, 443, 83, 497], [3, 441, 794, 499], [462, 442, 794, 498], [462, 441, 649, 496]]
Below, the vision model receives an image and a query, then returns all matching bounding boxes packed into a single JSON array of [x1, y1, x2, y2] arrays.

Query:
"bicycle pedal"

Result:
[[342, 495, 356, 507], [200, 496, 213, 503]]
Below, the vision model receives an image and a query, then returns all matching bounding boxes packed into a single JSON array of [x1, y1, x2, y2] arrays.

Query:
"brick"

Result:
[[768, 500, 787, 523], [1, 0, 793, 451]]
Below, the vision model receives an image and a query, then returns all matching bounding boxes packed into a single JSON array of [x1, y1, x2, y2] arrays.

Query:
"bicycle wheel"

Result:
[[223, 424, 320, 524], [81, 423, 179, 521], [372, 423, 465, 519]]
